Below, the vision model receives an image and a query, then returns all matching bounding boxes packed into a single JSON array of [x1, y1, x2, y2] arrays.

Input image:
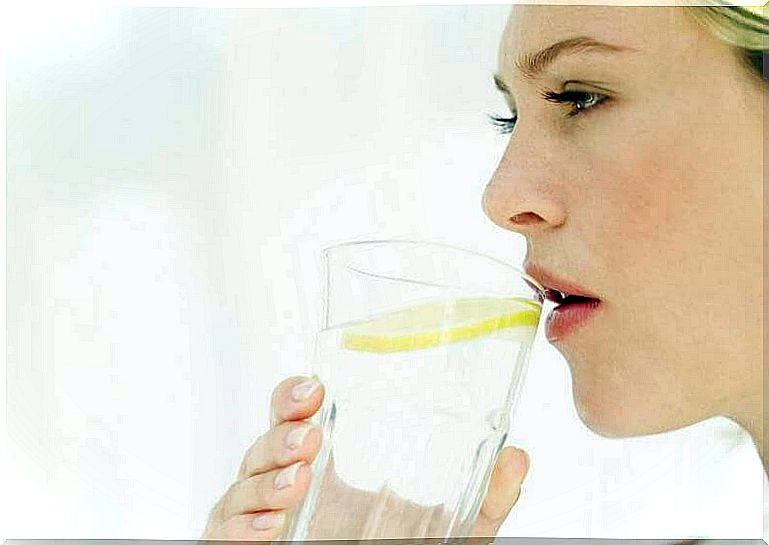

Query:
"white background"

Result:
[[4, 4, 765, 540]]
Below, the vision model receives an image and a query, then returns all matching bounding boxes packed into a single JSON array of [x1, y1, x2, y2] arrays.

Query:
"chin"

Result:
[[572, 386, 700, 439], [573, 400, 636, 438], [571, 381, 670, 439], [562, 339, 691, 439], [575, 409, 642, 439]]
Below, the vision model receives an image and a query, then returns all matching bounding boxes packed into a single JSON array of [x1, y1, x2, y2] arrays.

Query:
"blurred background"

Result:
[[5, 4, 765, 540]]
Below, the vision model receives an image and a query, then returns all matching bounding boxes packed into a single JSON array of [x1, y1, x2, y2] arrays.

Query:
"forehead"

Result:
[[497, 6, 698, 78]]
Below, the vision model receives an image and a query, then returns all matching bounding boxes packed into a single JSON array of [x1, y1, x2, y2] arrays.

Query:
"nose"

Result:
[[482, 135, 567, 235]]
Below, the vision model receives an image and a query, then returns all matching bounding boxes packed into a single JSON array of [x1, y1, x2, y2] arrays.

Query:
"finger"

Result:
[[270, 375, 325, 428], [237, 420, 322, 480], [220, 461, 311, 521], [204, 510, 288, 541], [471, 446, 530, 537]]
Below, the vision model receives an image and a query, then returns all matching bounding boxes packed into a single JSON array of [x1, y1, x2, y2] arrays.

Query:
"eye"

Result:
[[488, 112, 518, 135], [540, 89, 609, 117], [487, 89, 608, 133]]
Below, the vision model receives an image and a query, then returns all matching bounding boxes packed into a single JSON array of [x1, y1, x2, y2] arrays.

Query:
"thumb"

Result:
[[471, 446, 530, 537]]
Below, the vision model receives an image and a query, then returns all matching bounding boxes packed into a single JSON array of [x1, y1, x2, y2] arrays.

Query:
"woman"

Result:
[[202, 2, 768, 541]]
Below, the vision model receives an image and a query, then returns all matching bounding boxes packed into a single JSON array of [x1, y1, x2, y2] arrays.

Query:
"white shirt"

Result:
[[763, 469, 768, 541]]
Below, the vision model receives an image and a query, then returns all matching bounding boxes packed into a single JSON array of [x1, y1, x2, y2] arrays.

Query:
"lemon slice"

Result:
[[341, 297, 540, 353]]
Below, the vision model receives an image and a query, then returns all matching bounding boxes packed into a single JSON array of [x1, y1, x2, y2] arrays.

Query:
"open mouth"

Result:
[[545, 289, 599, 307], [522, 262, 602, 341], [525, 280, 600, 307]]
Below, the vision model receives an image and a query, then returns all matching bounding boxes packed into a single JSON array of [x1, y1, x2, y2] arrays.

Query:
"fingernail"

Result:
[[285, 424, 313, 450], [291, 379, 320, 402], [251, 511, 286, 530], [274, 461, 304, 489]]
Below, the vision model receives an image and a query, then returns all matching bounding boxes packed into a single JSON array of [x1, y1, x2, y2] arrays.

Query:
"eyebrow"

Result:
[[494, 36, 636, 92]]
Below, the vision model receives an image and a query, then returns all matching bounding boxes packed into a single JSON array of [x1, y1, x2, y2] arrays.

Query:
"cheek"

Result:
[[565, 123, 761, 433], [587, 115, 757, 320], [559, 76, 763, 435], [582, 137, 719, 361], [562, 145, 704, 433], [590, 146, 687, 260], [572, 139, 693, 310]]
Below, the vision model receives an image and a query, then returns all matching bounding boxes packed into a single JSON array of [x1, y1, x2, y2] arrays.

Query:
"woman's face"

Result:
[[483, 6, 764, 438]]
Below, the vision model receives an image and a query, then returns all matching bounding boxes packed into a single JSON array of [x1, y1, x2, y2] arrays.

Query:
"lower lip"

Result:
[[545, 300, 601, 342]]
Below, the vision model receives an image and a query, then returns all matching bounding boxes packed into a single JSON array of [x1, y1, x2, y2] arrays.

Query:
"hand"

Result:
[[200, 375, 530, 542]]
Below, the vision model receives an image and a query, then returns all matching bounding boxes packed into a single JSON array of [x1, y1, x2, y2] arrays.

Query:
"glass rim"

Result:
[[321, 238, 546, 299]]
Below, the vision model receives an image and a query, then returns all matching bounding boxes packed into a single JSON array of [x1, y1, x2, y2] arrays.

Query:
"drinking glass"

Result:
[[280, 240, 544, 544]]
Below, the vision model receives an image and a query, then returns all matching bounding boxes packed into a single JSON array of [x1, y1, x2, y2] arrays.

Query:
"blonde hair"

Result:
[[683, 3, 767, 81]]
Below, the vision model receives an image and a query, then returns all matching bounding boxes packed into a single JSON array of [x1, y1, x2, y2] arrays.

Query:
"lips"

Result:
[[523, 261, 602, 341], [523, 261, 601, 305]]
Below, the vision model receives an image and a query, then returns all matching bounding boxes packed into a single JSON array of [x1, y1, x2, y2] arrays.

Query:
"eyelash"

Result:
[[489, 89, 609, 135]]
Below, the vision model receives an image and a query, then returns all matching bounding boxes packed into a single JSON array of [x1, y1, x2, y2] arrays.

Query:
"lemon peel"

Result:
[[340, 297, 540, 353]]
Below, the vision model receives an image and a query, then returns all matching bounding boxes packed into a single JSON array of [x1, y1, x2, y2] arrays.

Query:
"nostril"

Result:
[[509, 212, 540, 225]]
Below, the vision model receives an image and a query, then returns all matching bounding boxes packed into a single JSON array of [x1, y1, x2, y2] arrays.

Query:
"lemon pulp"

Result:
[[340, 296, 540, 353]]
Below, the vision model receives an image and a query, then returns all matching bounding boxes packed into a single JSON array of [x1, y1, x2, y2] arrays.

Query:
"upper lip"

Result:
[[523, 260, 601, 303]]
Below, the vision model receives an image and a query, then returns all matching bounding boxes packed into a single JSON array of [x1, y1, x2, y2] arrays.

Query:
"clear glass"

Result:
[[280, 240, 545, 544]]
